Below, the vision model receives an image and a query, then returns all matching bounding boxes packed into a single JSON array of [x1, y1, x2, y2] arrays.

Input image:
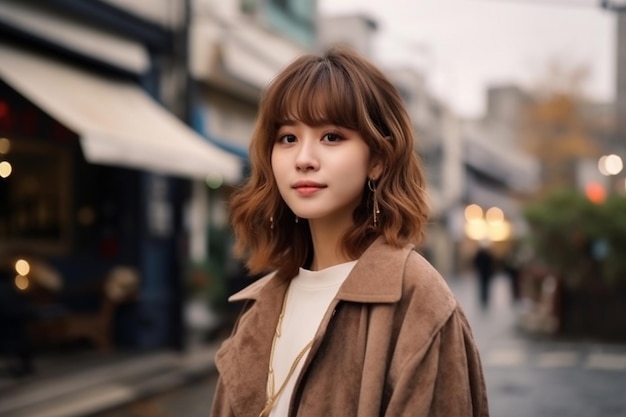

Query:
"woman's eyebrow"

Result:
[[277, 119, 297, 126]]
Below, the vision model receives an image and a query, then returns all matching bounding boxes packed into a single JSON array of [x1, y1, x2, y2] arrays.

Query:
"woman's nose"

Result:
[[295, 142, 319, 171]]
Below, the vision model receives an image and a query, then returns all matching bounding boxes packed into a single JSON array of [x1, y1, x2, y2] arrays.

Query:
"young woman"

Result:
[[210, 47, 489, 417]]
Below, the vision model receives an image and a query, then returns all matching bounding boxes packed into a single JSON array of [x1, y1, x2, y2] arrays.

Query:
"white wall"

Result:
[[318, 14, 377, 56]]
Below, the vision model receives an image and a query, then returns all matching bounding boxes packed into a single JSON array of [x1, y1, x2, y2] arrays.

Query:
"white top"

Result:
[[268, 260, 357, 417]]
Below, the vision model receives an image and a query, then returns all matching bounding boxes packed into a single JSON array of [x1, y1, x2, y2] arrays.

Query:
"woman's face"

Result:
[[271, 121, 381, 227]]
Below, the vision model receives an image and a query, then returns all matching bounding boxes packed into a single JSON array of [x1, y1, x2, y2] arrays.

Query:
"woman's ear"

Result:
[[369, 160, 383, 181], [369, 137, 390, 180]]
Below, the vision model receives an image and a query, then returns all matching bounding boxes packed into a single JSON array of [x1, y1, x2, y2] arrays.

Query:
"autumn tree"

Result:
[[522, 59, 612, 198]]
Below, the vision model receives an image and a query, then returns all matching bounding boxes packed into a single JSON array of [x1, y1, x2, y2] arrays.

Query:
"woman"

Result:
[[211, 47, 489, 417]]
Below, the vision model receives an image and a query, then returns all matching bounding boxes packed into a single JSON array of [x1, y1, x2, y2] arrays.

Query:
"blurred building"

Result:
[[386, 67, 464, 276], [617, 12, 626, 137], [461, 78, 623, 262], [593, 5, 625, 196], [453, 85, 541, 266], [464, 86, 539, 200], [457, 86, 540, 262], [184, 0, 315, 335], [611, 11, 626, 195], [0, 0, 243, 360]]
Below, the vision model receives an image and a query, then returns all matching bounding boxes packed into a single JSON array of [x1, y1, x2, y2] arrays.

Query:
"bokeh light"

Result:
[[464, 204, 512, 241], [464, 204, 483, 222], [599, 154, 623, 176], [14, 275, 29, 291], [15, 259, 30, 276], [485, 207, 504, 224], [206, 174, 224, 189], [585, 182, 606, 204], [0, 161, 12, 178], [0, 137, 10, 154]]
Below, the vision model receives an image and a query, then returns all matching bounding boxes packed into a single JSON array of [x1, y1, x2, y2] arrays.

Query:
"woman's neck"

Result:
[[307, 219, 353, 271]]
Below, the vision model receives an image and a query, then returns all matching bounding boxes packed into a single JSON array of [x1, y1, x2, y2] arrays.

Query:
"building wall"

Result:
[[617, 14, 626, 137], [199, 91, 258, 150], [318, 14, 378, 56], [484, 85, 532, 149]]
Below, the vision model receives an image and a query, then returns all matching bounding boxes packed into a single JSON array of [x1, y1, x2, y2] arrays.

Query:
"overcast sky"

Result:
[[318, 0, 617, 118]]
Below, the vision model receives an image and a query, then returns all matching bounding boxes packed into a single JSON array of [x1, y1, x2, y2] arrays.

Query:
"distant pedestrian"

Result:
[[473, 241, 495, 309], [210, 47, 488, 416], [504, 241, 530, 303]]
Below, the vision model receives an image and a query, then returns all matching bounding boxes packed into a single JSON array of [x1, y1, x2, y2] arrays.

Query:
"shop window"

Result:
[[266, 0, 315, 46], [0, 138, 71, 253]]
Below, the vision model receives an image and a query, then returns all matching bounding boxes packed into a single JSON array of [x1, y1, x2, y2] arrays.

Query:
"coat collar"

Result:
[[229, 237, 414, 304]]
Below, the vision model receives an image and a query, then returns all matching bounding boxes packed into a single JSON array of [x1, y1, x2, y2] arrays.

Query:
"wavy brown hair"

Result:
[[230, 46, 430, 278]]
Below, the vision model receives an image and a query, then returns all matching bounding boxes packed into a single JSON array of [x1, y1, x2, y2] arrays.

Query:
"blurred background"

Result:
[[0, 0, 625, 416]]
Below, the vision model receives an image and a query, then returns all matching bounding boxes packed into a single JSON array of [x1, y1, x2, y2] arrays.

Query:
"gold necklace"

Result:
[[259, 287, 314, 417]]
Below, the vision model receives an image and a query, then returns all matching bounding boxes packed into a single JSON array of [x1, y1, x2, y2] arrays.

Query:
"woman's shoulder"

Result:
[[401, 250, 459, 323]]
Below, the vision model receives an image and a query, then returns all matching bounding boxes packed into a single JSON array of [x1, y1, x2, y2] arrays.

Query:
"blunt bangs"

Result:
[[271, 60, 360, 131]]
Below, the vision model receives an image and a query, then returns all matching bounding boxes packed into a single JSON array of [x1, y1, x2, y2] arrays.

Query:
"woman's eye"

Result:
[[278, 134, 297, 144], [323, 132, 343, 143]]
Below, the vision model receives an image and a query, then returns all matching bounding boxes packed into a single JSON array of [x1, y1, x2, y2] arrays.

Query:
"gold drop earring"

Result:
[[368, 178, 380, 227]]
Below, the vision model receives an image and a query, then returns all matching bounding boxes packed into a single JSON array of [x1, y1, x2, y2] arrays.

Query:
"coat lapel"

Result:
[[215, 273, 289, 417]]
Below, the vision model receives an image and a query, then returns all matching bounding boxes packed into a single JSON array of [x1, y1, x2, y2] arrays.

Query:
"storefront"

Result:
[[0, 0, 242, 367]]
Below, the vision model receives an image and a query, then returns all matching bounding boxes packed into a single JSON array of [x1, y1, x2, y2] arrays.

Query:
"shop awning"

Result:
[[0, 0, 149, 75], [0, 44, 243, 183]]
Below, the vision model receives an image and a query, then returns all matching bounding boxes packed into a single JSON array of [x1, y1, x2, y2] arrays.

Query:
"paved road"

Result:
[[455, 274, 626, 417], [93, 274, 626, 417]]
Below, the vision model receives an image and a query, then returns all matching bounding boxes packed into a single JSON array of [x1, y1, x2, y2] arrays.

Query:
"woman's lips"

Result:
[[292, 181, 326, 196]]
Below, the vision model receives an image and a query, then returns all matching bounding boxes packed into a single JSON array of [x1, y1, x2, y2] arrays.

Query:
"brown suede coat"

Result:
[[210, 238, 489, 417]]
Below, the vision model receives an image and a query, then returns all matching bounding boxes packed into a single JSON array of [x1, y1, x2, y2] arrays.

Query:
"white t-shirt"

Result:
[[268, 260, 357, 417]]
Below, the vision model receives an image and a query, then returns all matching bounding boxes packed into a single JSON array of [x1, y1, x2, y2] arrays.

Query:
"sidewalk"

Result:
[[0, 343, 221, 417]]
